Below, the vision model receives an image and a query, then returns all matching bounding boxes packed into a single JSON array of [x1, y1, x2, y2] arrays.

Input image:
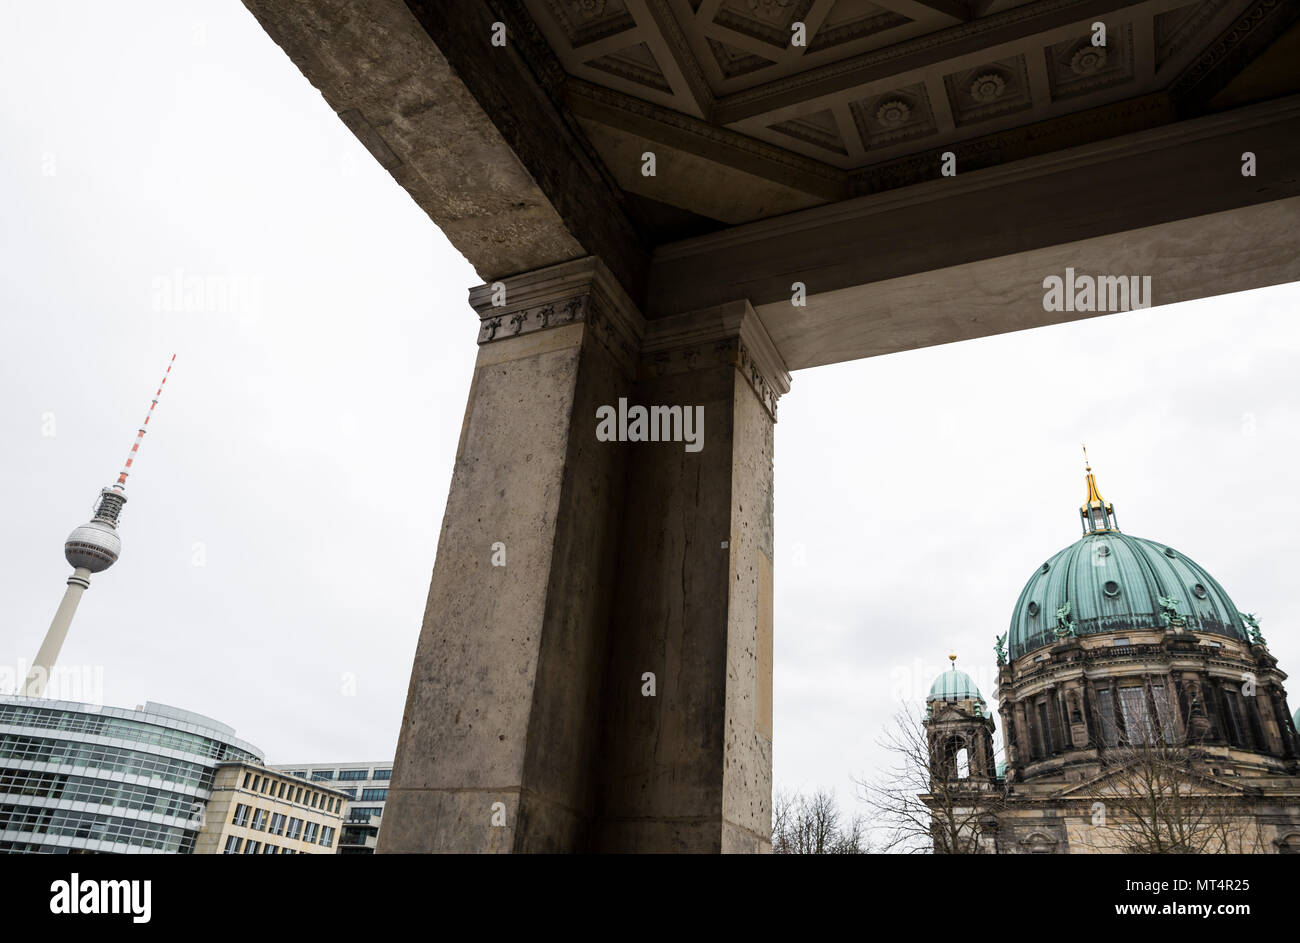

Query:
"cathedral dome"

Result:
[[1008, 459, 1248, 660]]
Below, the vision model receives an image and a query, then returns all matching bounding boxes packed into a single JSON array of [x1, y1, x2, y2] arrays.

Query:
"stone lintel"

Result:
[[649, 96, 1300, 368]]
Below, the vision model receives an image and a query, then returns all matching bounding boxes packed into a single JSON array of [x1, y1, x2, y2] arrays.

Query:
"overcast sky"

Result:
[[2, 2, 1297, 820]]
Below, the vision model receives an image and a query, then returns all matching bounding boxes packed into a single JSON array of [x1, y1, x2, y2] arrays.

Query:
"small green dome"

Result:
[[928, 667, 982, 703], [1008, 532, 1247, 660], [996, 759, 1007, 778], [1293, 707, 1300, 735]]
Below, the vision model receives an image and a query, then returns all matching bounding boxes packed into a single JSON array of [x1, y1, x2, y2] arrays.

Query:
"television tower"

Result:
[[23, 355, 175, 697]]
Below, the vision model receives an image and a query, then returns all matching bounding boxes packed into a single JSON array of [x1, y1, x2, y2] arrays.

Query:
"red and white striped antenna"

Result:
[[113, 354, 175, 492]]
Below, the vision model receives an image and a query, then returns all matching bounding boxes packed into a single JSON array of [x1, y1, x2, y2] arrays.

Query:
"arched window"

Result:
[[1022, 832, 1057, 854], [956, 747, 970, 780]]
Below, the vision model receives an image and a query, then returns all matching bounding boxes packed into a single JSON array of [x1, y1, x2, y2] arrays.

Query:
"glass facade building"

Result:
[[0, 695, 262, 854], [271, 761, 391, 854]]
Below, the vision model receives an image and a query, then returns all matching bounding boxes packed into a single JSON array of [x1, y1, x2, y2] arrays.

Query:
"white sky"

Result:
[[2, 2, 1297, 821]]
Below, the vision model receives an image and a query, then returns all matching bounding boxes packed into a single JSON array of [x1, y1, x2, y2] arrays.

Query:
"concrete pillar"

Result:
[[592, 301, 787, 853], [378, 257, 642, 853], [377, 265, 789, 853]]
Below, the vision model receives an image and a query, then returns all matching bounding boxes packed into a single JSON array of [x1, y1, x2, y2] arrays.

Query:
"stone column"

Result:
[[378, 257, 642, 853], [1013, 702, 1031, 766], [592, 301, 788, 853], [379, 273, 789, 853], [999, 701, 1019, 769]]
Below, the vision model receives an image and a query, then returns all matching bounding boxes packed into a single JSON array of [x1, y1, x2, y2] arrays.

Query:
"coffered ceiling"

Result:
[[519, 0, 1280, 224]]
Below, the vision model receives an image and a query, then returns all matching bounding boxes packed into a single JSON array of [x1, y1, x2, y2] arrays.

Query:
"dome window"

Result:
[[1103, 580, 1120, 597], [1095, 544, 1110, 557], [1028, 601, 1040, 617], [1164, 547, 1177, 558], [1040, 563, 1051, 574], [1192, 583, 1208, 598]]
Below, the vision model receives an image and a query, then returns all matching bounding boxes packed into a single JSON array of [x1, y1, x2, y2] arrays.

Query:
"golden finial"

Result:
[[1082, 443, 1091, 473], [949, 653, 957, 667]]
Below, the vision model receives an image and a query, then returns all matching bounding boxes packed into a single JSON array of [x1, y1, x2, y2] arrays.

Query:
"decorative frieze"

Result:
[[469, 256, 643, 370]]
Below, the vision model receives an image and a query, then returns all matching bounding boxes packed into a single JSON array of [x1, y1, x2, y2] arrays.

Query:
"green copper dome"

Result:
[[928, 666, 983, 703], [1009, 531, 1248, 660], [1008, 459, 1250, 660]]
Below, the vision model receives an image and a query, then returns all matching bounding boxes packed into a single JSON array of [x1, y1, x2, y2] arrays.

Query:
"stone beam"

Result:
[[648, 95, 1300, 365], [240, 0, 648, 297], [756, 195, 1300, 370]]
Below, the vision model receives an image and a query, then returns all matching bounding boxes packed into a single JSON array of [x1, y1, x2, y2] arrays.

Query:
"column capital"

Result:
[[469, 257, 644, 369], [640, 300, 791, 420]]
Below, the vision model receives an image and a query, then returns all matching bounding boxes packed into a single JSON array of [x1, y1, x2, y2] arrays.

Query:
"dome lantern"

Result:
[[1079, 445, 1118, 535]]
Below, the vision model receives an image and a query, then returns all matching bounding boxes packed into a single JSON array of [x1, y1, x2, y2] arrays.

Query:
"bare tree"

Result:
[[771, 786, 869, 854], [856, 705, 1005, 854], [1075, 729, 1270, 854]]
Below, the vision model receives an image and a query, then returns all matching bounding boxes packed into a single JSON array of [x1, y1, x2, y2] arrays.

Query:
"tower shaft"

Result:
[[25, 568, 92, 697]]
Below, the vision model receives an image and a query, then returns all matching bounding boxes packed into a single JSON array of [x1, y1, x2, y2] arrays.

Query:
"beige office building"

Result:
[[195, 762, 347, 855]]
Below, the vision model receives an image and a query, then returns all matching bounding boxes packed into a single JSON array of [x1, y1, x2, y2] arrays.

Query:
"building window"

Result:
[[290, 771, 306, 779], [1222, 689, 1248, 747], [341, 789, 356, 800], [251, 808, 268, 831], [242, 772, 251, 789], [373, 769, 392, 781], [1119, 687, 1153, 744], [294, 787, 303, 803], [361, 788, 388, 802], [303, 821, 320, 844], [262, 843, 277, 854], [320, 826, 335, 849], [1036, 701, 1054, 755], [223, 835, 243, 854], [243, 840, 261, 854], [269, 813, 286, 836], [278, 782, 286, 798], [337, 769, 369, 781], [1095, 688, 1119, 747], [311, 770, 336, 782], [232, 803, 250, 827], [1149, 683, 1176, 741], [286, 817, 303, 840]]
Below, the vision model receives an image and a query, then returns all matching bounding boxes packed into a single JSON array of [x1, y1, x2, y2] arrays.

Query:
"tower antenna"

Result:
[[114, 353, 175, 492], [23, 356, 177, 697]]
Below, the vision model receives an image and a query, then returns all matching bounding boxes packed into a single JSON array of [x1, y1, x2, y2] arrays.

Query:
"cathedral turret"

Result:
[[925, 655, 997, 783]]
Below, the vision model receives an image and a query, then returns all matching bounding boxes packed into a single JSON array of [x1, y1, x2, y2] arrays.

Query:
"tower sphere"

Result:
[[64, 520, 121, 572]]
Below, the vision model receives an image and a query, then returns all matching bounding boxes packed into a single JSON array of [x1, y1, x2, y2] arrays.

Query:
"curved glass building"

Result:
[[0, 695, 262, 854]]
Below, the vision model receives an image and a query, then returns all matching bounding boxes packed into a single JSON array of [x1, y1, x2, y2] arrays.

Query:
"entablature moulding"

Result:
[[468, 257, 791, 419]]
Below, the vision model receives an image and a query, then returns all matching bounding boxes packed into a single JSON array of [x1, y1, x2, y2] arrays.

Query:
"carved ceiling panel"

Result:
[[526, 0, 1267, 207]]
